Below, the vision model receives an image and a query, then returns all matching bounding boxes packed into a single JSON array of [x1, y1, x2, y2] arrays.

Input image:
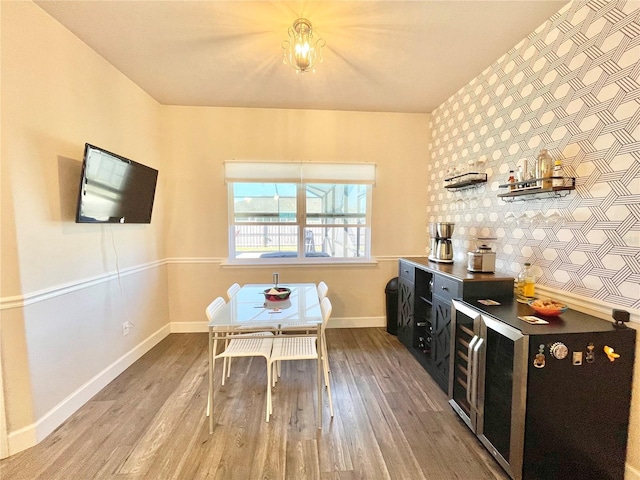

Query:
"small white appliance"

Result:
[[467, 238, 496, 273]]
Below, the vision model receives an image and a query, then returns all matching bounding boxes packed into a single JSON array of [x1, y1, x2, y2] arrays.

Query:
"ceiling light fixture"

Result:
[[282, 18, 325, 73]]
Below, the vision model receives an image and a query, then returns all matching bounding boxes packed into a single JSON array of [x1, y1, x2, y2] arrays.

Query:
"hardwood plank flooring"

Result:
[[0, 329, 509, 480]]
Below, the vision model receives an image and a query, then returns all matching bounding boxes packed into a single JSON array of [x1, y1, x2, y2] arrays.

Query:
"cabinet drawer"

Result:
[[399, 261, 415, 283], [433, 274, 460, 301]]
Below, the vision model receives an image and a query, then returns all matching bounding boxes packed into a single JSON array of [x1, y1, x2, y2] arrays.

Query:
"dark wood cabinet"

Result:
[[397, 264, 414, 348], [431, 295, 453, 390], [397, 258, 514, 393], [429, 273, 461, 390], [398, 261, 433, 372]]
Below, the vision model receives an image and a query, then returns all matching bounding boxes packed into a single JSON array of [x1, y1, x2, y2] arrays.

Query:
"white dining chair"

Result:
[[222, 282, 241, 377], [206, 296, 274, 422], [205, 296, 226, 418], [226, 282, 241, 300], [318, 296, 332, 386], [317, 281, 329, 300], [223, 282, 275, 380], [267, 296, 334, 419], [279, 282, 328, 334]]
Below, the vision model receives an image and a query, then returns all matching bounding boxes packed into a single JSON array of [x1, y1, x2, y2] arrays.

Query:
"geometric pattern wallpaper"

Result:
[[427, 0, 640, 309]]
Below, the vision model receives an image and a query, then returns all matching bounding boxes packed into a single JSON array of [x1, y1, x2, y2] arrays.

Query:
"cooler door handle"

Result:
[[470, 337, 484, 412], [466, 335, 479, 406]]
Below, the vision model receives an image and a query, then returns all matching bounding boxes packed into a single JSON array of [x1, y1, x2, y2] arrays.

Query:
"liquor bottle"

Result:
[[536, 149, 553, 188]]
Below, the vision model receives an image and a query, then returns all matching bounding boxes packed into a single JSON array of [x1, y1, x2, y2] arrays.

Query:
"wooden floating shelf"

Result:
[[498, 177, 575, 200], [444, 173, 487, 190]]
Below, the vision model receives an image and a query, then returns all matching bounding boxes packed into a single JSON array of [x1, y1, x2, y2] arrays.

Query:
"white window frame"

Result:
[[225, 161, 375, 264]]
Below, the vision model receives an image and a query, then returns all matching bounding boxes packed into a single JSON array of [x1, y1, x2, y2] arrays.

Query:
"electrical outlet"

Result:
[[122, 322, 131, 336]]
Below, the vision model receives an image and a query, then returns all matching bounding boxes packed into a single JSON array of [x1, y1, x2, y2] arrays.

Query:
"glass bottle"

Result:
[[552, 159, 564, 187], [508, 170, 516, 190], [517, 262, 535, 302], [536, 149, 553, 188]]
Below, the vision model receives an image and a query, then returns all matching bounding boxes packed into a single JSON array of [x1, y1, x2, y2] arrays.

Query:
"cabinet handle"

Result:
[[404, 270, 409, 274], [467, 336, 479, 406], [442, 286, 448, 291], [470, 337, 484, 412]]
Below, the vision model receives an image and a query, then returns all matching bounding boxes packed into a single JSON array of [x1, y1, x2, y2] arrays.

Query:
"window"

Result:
[[225, 162, 375, 261]]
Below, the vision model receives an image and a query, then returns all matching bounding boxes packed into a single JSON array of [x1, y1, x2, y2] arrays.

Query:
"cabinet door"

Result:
[[431, 295, 453, 391], [397, 277, 414, 349]]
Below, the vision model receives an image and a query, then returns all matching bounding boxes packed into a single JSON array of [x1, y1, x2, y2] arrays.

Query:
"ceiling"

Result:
[[36, 1, 569, 114]]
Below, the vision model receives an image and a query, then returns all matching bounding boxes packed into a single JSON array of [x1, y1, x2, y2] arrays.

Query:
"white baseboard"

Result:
[[7, 324, 170, 457], [170, 321, 209, 333], [327, 316, 386, 329]]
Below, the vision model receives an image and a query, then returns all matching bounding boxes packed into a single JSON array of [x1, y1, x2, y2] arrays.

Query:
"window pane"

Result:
[[306, 184, 368, 218], [306, 216, 365, 225], [229, 180, 371, 261], [233, 224, 299, 259], [233, 183, 296, 223], [304, 226, 368, 258]]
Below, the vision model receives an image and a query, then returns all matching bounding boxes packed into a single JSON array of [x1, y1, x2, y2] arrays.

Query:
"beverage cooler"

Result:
[[449, 299, 636, 480]]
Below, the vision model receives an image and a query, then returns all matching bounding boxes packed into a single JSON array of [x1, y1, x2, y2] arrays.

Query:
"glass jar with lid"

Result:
[[536, 149, 553, 188]]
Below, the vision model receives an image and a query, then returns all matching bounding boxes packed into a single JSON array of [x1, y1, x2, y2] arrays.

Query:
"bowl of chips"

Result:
[[528, 299, 568, 316], [263, 286, 291, 301]]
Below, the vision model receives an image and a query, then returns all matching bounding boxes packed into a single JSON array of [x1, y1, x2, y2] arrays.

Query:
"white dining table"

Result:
[[207, 283, 324, 434]]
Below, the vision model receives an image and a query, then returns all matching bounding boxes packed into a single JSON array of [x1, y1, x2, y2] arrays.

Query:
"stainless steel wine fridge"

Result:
[[449, 298, 636, 480]]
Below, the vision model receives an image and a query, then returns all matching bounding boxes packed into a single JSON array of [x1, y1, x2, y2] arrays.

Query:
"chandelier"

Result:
[[282, 18, 325, 73]]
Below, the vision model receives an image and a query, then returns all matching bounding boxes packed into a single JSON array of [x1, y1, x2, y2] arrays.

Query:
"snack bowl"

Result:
[[528, 299, 568, 316], [263, 287, 291, 301]]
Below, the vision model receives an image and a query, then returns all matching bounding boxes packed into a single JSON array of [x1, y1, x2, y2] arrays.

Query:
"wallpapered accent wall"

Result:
[[427, 0, 639, 309]]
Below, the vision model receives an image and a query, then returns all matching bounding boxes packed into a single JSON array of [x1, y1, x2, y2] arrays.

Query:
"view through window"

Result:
[[229, 182, 371, 260]]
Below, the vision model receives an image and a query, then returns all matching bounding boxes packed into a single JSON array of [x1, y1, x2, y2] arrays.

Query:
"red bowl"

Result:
[[263, 287, 291, 301]]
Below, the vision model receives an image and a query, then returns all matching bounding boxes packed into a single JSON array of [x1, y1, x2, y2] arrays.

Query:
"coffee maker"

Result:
[[428, 222, 454, 263]]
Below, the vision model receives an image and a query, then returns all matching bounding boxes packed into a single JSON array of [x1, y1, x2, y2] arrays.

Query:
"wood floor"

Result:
[[0, 329, 509, 480]]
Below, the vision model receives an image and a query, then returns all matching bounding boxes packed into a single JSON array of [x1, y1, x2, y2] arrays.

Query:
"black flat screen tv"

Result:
[[75, 143, 158, 224]]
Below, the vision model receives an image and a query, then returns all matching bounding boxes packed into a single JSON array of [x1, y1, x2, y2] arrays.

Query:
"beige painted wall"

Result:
[[161, 107, 430, 326], [0, 1, 430, 454], [1, 1, 170, 449]]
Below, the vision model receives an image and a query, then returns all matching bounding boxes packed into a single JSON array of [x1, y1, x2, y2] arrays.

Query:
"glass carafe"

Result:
[[516, 263, 535, 302]]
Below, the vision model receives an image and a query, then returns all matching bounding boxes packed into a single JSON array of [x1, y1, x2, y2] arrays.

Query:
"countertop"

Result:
[[400, 257, 630, 336], [400, 256, 514, 283], [458, 296, 629, 336]]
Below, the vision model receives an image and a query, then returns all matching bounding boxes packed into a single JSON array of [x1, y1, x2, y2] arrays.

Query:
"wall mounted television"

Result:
[[75, 143, 158, 224]]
